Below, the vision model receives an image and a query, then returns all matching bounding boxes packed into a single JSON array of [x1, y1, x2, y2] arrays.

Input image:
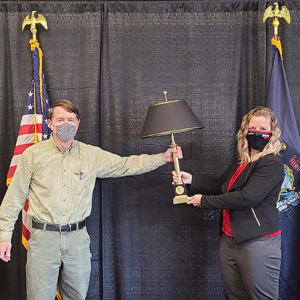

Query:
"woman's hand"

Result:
[[172, 171, 192, 185], [187, 194, 202, 207]]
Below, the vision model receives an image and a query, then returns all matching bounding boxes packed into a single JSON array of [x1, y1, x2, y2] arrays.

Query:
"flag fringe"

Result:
[[271, 38, 283, 59]]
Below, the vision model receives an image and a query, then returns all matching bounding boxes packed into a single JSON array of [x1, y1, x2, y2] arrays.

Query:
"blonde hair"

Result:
[[237, 106, 282, 163]]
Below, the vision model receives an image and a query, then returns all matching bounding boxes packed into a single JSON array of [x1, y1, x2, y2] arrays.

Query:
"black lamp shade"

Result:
[[140, 100, 204, 138]]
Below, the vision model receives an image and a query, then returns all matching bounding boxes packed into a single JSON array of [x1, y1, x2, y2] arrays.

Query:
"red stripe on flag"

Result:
[[13, 143, 34, 156], [18, 124, 42, 135], [7, 166, 17, 179], [24, 199, 29, 212], [22, 223, 31, 241]]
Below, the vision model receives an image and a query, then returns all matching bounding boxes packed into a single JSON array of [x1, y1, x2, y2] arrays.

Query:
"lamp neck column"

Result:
[[170, 134, 182, 184]]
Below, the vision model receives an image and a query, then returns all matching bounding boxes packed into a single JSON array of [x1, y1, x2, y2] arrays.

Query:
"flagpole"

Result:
[[19, 11, 62, 300], [264, 3, 300, 300]]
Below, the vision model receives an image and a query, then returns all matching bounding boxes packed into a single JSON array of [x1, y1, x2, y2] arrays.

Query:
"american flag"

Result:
[[6, 39, 51, 249]]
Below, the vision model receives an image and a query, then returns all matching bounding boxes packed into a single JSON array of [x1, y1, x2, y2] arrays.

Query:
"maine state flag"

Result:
[[266, 38, 300, 300]]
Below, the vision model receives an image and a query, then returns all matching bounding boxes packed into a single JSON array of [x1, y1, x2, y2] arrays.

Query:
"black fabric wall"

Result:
[[0, 1, 300, 299]]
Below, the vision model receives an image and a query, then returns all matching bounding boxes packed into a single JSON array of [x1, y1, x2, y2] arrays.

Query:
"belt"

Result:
[[32, 219, 86, 233]]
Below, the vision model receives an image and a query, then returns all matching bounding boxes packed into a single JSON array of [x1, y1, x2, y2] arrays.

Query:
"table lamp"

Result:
[[140, 91, 204, 204]]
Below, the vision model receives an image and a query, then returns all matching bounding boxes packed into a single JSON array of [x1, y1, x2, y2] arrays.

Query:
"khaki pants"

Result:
[[26, 227, 92, 300]]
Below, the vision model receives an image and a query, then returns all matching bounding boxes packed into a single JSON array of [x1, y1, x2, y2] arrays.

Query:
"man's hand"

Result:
[[162, 146, 183, 163], [187, 194, 202, 207], [172, 170, 192, 185], [0, 241, 12, 262]]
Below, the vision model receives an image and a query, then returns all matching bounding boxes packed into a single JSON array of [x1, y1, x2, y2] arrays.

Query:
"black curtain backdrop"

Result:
[[1, 1, 300, 299]]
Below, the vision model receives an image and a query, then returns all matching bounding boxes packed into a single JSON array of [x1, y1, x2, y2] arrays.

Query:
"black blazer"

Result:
[[189, 154, 284, 244]]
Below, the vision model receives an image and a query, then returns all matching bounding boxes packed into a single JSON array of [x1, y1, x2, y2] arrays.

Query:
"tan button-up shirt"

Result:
[[0, 136, 165, 241]]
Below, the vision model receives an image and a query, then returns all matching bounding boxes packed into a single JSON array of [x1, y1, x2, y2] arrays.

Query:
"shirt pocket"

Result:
[[72, 171, 87, 195], [72, 168, 95, 197]]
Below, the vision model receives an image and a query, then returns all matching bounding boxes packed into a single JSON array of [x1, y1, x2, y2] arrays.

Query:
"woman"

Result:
[[173, 106, 284, 300]]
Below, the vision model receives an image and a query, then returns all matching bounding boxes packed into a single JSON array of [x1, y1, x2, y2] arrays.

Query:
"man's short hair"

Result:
[[48, 99, 80, 120]]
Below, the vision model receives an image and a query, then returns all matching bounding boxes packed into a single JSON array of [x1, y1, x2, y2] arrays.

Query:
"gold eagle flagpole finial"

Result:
[[263, 2, 290, 40], [22, 11, 48, 40]]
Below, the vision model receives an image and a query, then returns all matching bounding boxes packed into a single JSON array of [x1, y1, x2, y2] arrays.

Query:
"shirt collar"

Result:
[[49, 135, 78, 154]]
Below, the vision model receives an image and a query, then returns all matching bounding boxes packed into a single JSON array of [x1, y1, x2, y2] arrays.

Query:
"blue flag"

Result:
[[266, 38, 300, 300]]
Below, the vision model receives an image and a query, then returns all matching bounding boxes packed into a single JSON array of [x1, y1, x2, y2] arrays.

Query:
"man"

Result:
[[0, 99, 182, 300]]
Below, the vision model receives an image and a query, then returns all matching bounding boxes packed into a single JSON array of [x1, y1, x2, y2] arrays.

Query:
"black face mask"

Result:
[[247, 130, 272, 150]]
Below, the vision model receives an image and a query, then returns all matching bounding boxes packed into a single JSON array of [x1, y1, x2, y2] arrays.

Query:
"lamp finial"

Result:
[[163, 91, 168, 102]]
